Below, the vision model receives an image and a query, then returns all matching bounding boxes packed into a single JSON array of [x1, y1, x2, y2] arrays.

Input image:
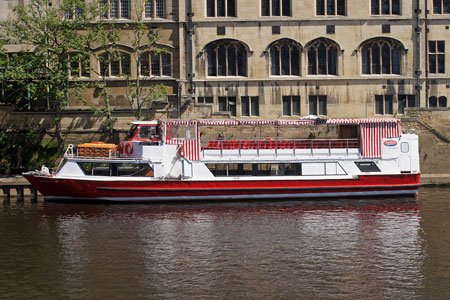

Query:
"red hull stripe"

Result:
[[96, 184, 420, 192]]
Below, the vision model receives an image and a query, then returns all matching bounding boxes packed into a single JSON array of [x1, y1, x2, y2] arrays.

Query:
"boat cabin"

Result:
[[124, 121, 160, 143]]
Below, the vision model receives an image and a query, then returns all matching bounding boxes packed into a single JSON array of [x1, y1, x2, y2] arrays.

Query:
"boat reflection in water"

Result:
[[35, 197, 421, 299]]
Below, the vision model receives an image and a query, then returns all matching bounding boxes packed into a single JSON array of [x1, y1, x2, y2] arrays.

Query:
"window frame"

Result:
[[139, 51, 172, 77], [261, 0, 291, 17], [206, 41, 247, 77], [270, 41, 301, 76], [99, 0, 131, 19], [144, 0, 166, 19], [207, 0, 237, 17], [309, 95, 327, 115], [307, 40, 338, 75], [397, 94, 415, 114], [282, 95, 301, 116], [370, 0, 401, 15], [361, 39, 402, 75], [428, 40, 445, 74], [68, 53, 90, 78], [218, 96, 237, 116], [374, 94, 393, 115], [63, 0, 85, 20], [433, 0, 450, 14], [197, 96, 214, 104], [316, 0, 346, 16], [99, 52, 131, 77], [241, 96, 259, 117]]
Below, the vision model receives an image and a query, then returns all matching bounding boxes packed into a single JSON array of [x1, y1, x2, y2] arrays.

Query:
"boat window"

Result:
[[137, 125, 159, 139], [126, 124, 139, 139], [401, 142, 409, 153], [205, 163, 302, 177], [77, 162, 154, 177], [78, 162, 93, 175], [115, 163, 154, 177], [355, 161, 381, 172], [93, 163, 111, 176]]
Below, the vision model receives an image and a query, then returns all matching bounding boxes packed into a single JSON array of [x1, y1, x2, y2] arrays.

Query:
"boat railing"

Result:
[[201, 138, 360, 158]]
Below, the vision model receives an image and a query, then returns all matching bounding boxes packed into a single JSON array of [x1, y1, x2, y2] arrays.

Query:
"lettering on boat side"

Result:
[[384, 140, 398, 147]]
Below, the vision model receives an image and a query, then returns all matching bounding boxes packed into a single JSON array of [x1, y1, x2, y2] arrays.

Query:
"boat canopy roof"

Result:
[[131, 120, 158, 126], [159, 118, 401, 127]]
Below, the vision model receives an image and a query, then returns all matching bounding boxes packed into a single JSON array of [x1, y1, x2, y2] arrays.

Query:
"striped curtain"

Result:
[[361, 122, 401, 158]]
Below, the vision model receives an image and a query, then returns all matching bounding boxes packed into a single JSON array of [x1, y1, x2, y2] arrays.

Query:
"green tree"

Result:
[[125, 0, 168, 120], [0, 0, 98, 153]]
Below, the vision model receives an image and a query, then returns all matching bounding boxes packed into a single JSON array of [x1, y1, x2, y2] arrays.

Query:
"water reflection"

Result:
[[3, 194, 446, 299], [23, 198, 419, 299]]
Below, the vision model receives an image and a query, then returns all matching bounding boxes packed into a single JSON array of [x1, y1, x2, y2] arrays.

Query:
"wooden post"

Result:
[[2, 186, 10, 202], [15, 186, 24, 202], [30, 186, 38, 202]]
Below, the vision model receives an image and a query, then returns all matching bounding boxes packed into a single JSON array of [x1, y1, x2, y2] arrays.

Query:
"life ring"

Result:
[[125, 143, 133, 155], [118, 142, 124, 154]]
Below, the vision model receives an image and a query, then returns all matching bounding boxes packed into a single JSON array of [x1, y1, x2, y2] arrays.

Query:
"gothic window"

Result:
[[145, 0, 166, 18], [218, 96, 236, 116], [316, 0, 345, 16], [100, 0, 130, 19], [270, 40, 300, 76], [282, 96, 300, 115], [261, 0, 291, 16], [361, 39, 402, 75], [99, 52, 131, 77], [206, 40, 247, 77], [429, 41, 445, 74], [140, 52, 171, 76], [69, 53, 90, 78], [307, 39, 338, 75], [433, 0, 450, 14], [371, 0, 400, 15], [207, 0, 236, 17], [309, 95, 327, 115]]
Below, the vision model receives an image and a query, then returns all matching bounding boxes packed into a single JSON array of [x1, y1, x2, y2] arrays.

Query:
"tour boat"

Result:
[[23, 118, 420, 202]]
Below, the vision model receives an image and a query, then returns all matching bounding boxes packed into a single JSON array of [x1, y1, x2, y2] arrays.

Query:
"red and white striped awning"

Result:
[[161, 119, 321, 127], [197, 120, 240, 126], [327, 118, 401, 125]]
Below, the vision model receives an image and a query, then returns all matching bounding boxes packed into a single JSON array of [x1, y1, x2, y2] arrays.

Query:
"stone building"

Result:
[[1, 0, 450, 120]]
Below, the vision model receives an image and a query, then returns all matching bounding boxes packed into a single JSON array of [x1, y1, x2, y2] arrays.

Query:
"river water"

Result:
[[0, 187, 449, 299]]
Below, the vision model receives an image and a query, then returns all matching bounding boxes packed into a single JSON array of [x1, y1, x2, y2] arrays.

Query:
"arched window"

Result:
[[139, 51, 171, 76], [206, 40, 247, 77], [99, 52, 131, 77], [439, 96, 447, 107], [429, 96, 438, 107], [145, 0, 165, 18], [269, 40, 301, 76], [68, 53, 90, 78], [307, 39, 338, 75], [361, 39, 402, 75]]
